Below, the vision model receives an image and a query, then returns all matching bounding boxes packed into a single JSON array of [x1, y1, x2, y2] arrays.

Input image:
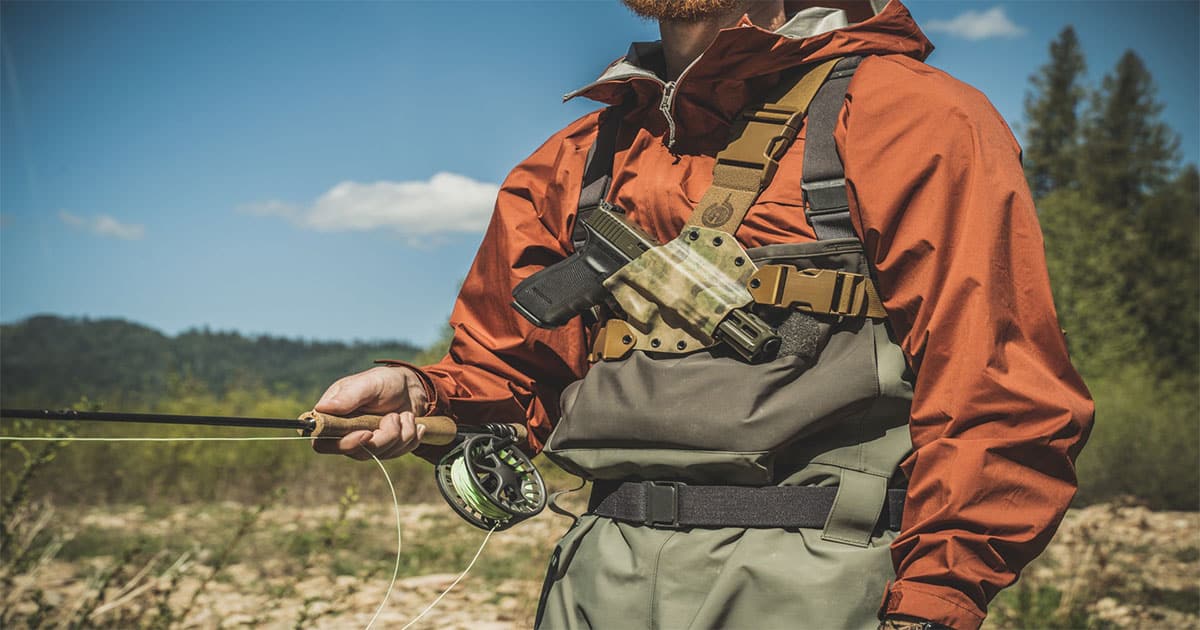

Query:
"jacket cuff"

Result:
[[373, 359, 456, 465], [879, 581, 985, 630]]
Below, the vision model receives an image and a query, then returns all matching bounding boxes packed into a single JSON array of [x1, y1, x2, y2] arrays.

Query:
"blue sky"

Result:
[[2, 1, 1197, 347]]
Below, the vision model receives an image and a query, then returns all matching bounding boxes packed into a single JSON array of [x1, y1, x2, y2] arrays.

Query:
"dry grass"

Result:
[[2, 417, 1195, 628], [3, 495, 1196, 629]]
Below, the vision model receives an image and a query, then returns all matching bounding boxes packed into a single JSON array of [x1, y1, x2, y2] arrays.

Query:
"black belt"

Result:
[[588, 480, 905, 530]]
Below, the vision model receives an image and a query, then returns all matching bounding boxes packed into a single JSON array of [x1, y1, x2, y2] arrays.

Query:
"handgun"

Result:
[[511, 202, 779, 362]]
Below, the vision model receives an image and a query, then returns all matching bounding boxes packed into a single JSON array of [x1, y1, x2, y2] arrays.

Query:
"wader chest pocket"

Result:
[[545, 240, 909, 486]]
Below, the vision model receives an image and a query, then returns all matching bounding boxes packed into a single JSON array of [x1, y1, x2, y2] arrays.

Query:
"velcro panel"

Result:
[[821, 468, 889, 547]]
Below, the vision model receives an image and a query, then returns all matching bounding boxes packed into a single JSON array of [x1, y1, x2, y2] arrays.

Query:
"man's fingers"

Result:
[[310, 429, 374, 458], [373, 412, 425, 459], [398, 412, 417, 444], [309, 406, 428, 460], [366, 413, 402, 451]]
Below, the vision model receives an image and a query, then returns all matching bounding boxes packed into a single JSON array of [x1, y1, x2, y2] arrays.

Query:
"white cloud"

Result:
[[925, 7, 1026, 41], [59, 211, 145, 240], [240, 172, 500, 238]]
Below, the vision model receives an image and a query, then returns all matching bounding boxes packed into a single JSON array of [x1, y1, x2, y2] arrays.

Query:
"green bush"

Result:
[[1074, 364, 1199, 510]]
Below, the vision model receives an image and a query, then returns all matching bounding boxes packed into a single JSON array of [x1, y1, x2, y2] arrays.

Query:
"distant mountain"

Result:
[[0, 315, 422, 408]]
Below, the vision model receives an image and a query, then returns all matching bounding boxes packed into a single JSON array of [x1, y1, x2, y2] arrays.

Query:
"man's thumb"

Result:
[[315, 383, 354, 414]]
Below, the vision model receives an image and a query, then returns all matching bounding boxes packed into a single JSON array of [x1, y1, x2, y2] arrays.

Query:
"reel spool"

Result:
[[435, 433, 547, 531]]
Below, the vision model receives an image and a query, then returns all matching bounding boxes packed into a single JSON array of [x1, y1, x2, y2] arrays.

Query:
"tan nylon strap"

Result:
[[686, 58, 841, 235], [748, 265, 888, 319], [588, 319, 716, 362], [591, 266, 887, 362]]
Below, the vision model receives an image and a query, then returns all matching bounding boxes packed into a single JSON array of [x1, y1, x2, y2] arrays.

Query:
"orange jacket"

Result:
[[413, 2, 1094, 628]]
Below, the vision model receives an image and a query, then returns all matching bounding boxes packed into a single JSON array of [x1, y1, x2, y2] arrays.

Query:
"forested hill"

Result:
[[0, 315, 423, 408]]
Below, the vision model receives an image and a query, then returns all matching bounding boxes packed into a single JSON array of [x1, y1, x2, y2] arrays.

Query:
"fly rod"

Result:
[[0, 407, 545, 530]]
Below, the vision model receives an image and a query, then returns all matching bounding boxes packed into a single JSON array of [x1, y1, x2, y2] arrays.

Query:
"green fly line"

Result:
[[0, 434, 497, 629], [450, 455, 511, 521]]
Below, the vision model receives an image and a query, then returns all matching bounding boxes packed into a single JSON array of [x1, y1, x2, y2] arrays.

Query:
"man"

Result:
[[312, 1, 1094, 628]]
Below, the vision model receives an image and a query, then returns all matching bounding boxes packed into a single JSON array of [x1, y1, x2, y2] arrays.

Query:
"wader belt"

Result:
[[588, 479, 904, 530], [802, 56, 862, 241]]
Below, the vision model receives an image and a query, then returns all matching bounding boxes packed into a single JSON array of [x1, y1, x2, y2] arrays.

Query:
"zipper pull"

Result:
[[659, 81, 678, 148]]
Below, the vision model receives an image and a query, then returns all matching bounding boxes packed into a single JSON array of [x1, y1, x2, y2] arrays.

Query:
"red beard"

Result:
[[620, 0, 747, 22]]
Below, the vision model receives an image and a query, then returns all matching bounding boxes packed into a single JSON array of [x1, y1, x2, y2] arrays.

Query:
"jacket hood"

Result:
[[567, 0, 933, 111]]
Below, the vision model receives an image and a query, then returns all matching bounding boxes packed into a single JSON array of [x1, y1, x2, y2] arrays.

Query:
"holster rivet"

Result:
[[688, 231, 699, 241], [734, 257, 745, 266], [749, 278, 762, 289], [621, 335, 633, 345], [676, 341, 687, 350], [650, 338, 662, 348], [713, 236, 724, 246]]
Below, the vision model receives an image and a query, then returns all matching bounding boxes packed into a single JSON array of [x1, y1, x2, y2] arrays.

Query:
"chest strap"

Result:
[[684, 57, 840, 235], [802, 56, 862, 240], [577, 56, 887, 363], [575, 99, 633, 250], [589, 479, 905, 531]]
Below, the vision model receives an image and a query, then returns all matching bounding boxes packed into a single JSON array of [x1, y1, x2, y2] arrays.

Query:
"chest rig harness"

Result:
[[577, 57, 885, 363], [516, 57, 913, 546]]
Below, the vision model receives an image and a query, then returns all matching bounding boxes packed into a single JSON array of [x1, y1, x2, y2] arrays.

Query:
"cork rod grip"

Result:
[[303, 411, 459, 445]]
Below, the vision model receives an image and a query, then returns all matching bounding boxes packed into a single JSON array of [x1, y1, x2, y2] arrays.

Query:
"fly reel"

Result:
[[435, 432, 547, 531]]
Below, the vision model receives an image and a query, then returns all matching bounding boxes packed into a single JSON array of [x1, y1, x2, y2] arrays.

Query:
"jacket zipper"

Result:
[[659, 81, 677, 148], [567, 50, 706, 150], [658, 55, 704, 149]]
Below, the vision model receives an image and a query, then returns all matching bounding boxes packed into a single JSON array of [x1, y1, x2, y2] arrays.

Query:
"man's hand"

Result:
[[311, 366, 430, 460]]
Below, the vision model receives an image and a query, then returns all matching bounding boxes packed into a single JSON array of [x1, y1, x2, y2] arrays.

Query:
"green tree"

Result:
[[1023, 26, 1087, 199], [1078, 50, 1180, 212], [1032, 41, 1200, 509], [1039, 189, 1140, 374], [1133, 165, 1200, 377]]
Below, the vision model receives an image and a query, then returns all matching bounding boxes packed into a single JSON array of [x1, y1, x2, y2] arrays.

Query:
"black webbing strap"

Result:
[[589, 479, 905, 530], [574, 101, 630, 250], [802, 56, 863, 241]]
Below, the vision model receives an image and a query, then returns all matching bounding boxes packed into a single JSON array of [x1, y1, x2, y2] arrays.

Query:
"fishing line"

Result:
[[0, 434, 500, 630], [399, 524, 498, 630], [450, 456, 511, 521], [435, 434, 547, 531], [361, 444, 402, 630]]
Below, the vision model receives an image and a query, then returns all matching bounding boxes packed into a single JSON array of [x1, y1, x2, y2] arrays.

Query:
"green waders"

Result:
[[536, 57, 914, 630]]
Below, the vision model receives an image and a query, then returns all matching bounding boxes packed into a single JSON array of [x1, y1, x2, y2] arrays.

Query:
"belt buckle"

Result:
[[643, 481, 684, 528]]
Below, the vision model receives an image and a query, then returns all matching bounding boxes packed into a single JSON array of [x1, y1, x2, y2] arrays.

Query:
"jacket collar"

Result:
[[566, 0, 931, 104]]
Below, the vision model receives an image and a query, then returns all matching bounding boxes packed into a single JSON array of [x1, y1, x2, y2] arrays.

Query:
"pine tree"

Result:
[[1078, 50, 1181, 213], [1028, 37, 1199, 510], [1023, 26, 1087, 199], [1134, 164, 1199, 376], [1039, 189, 1141, 375]]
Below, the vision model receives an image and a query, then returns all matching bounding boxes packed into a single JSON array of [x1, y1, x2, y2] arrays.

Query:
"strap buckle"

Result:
[[801, 177, 850, 213], [643, 481, 684, 528], [748, 266, 885, 318], [717, 106, 804, 190]]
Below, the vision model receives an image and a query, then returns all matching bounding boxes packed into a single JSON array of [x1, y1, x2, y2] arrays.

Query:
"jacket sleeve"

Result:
[[413, 115, 599, 455], [839, 56, 1095, 630]]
